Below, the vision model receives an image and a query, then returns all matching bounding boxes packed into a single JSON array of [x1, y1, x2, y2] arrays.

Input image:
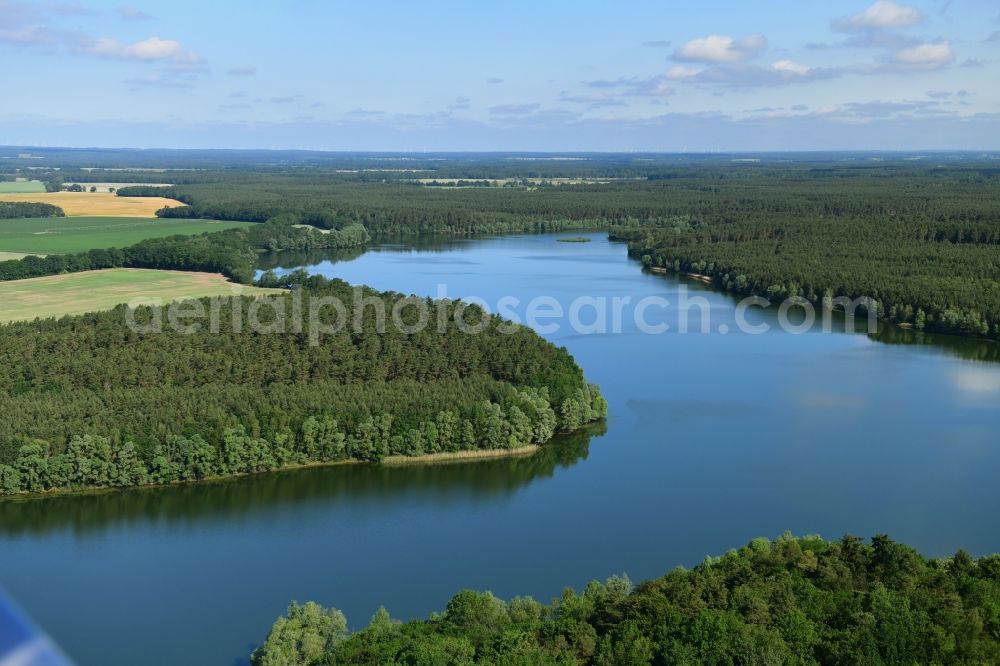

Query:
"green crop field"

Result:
[[0, 216, 251, 255], [0, 180, 46, 193], [0, 268, 283, 322]]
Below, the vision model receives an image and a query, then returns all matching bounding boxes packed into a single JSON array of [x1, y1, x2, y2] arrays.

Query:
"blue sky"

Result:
[[1, 0, 998, 150]]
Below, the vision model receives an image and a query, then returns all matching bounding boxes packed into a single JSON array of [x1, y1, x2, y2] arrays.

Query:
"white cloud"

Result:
[[771, 59, 812, 76], [117, 6, 154, 21], [665, 65, 699, 80], [125, 74, 194, 89], [696, 64, 828, 87], [227, 66, 257, 76], [835, 99, 942, 119], [833, 1, 923, 31], [635, 78, 673, 97], [0, 24, 58, 45], [489, 103, 540, 115], [583, 74, 675, 98], [894, 41, 955, 68], [87, 35, 179, 60], [559, 92, 628, 107], [84, 35, 203, 69], [674, 33, 766, 63], [0, 2, 204, 74]]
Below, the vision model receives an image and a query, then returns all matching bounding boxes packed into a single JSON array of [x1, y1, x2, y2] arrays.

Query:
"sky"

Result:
[[1, 0, 999, 151]]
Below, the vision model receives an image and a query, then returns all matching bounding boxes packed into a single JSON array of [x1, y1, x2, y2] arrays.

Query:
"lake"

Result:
[[2, 231, 999, 665]]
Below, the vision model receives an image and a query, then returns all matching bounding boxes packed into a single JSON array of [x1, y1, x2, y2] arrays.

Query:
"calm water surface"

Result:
[[2, 232, 999, 665]]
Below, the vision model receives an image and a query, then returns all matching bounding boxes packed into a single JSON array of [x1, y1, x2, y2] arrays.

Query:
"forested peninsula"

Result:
[[0, 274, 606, 496], [252, 534, 1000, 666], [2, 157, 999, 494]]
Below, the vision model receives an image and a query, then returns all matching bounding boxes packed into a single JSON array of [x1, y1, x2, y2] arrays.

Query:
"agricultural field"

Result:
[[0, 180, 46, 193], [0, 216, 250, 255], [0, 268, 283, 322], [0, 252, 41, 261], [0, 191, 181, 217]]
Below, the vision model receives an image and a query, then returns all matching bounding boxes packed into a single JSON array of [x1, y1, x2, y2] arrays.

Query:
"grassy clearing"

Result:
[[0, 269, 283, 323], [0, 191, 182, 217], [0, 216, 250, 255], [0, 181, 46, 193]]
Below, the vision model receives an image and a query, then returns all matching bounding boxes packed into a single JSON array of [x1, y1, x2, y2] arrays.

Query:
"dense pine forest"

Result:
[[0, 274, 605, 495], [252, 534, 1000, 666], [612, 167, 1000, 338]]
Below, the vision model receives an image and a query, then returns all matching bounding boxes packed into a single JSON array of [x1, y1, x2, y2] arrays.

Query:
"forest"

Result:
[[0, 201, 64, 219], [0, 274, 606, 495], [132, 162, 1000, 340], [252, 533, 1000, 666], [3, 158, 1000, 341], [612, 182, 1000, 339]]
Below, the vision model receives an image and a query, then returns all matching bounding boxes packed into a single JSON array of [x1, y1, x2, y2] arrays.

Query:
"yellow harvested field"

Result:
[[0, 192, 183, 217], [0, 251, 42, 261], [0, 268, 284, 323]]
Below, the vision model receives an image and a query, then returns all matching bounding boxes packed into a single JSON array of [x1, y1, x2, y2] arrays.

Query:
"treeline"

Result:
[[0, 427, 600, 537], [0, 214, 370, 284], [252, 534, 1000, 665], [0, 275, 605, 495], [158, 196, 607, 235], [139, 164, 1000, 237], [0, 202, 64, 219], [116, 185, 190, 202], [618, 212, 1000, 339]]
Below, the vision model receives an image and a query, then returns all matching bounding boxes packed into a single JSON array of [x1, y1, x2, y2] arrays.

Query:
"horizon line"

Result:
[[4, 145, 1000, 156]]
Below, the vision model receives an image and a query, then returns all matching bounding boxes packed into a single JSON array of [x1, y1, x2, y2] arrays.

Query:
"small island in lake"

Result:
[[556, 236, 591, 243]]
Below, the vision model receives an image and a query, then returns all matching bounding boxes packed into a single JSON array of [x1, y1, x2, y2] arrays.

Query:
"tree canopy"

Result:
[[253, 534, 1000, 665], [0, 202, 64, 219], [0, 274, 605, 495]]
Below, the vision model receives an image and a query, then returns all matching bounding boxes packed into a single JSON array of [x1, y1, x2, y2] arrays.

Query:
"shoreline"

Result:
[[382, 445, 539, 466], [0, 443, 555, 501]]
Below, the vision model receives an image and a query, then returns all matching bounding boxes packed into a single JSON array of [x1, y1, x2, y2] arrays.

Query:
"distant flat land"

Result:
[[0, 191, 182, 217], [62, 182, 172, 193], [0, 180, 46, 193], [0, 269, 283, 322], [415, 177, 635, 186], [0, 216, 250, 255]]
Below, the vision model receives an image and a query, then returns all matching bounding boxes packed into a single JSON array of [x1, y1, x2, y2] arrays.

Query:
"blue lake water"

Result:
[[1, 231, 999, 665]]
